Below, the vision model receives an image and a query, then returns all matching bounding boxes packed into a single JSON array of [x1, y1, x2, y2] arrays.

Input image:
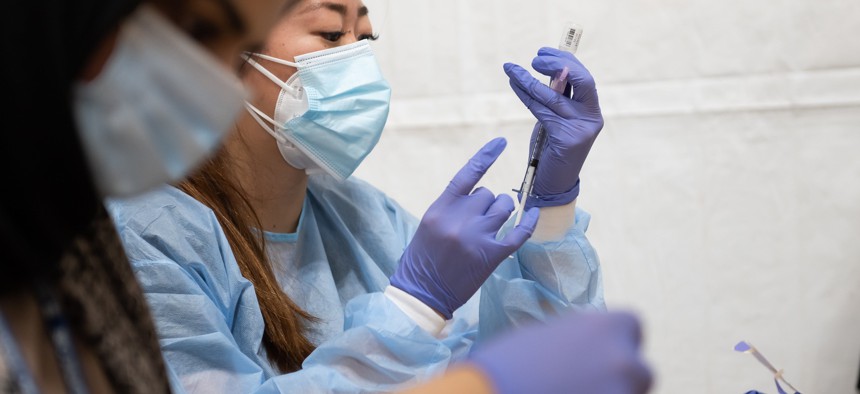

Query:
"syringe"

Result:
[[513, 23, 583, 225]]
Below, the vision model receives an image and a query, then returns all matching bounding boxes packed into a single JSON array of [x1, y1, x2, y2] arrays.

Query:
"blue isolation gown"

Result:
[[106, 174, 605, 393]]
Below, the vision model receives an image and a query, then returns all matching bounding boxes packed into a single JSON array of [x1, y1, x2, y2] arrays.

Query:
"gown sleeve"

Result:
[[365, 187, 605, 355], [477, 206, 606, 340], [108, 189, 457, 394]]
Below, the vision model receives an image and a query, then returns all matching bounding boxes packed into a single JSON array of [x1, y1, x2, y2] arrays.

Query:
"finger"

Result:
[[498, 207, 539, 251], [532, 47, 583, 74], [627, 359, 654, 394], [446, 137, 506, 196], [504, 63, 578, 119], [536, 46, 576, 61], [470, 186, 498, 207], [609, 311, 644, 349], [532, 48, 587, 78], [602, 312, 652, 394], [483, 194, 515, 228], [509, 80, 579, 121], [532, 55, 597, 104]]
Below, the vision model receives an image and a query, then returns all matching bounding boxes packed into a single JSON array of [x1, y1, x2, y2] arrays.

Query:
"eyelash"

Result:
[[320, 31, 380, 42]]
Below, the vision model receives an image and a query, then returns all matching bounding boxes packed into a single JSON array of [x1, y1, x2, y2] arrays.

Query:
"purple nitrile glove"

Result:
[[390, 137, 539, 320], [504, 47, 604, 210], [468, 311, 653, 394]]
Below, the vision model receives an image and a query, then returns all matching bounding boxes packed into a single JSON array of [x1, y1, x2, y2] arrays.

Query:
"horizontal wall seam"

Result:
[[385, 68, 860, 128]]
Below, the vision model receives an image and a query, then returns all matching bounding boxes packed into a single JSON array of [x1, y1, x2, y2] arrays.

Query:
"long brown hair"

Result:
[[177, 148, 316, 373]]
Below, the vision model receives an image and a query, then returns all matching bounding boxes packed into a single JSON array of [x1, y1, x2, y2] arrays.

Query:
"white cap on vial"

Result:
[[558, 22, 584, 54]]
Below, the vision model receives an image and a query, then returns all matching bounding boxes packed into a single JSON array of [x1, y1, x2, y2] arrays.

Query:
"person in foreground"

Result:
[[0, 0, 297, 392]]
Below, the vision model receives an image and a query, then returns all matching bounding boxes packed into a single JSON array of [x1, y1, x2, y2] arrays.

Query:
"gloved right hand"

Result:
[[390, 137, 539, 320], [468, 311, 653, 394], [504, 47, 604, 210]]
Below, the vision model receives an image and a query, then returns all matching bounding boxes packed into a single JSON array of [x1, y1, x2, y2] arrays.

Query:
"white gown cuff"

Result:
[[384, 285, 446, 337], [531, 200, 577, 242]]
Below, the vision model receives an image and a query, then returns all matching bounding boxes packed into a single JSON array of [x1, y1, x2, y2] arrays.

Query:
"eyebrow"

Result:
[[301, 2, 370, 17], [214, 0, 246, 34]]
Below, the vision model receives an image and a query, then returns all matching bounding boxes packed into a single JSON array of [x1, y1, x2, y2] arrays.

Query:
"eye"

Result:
[[320, 31, 346, 42], [358, 33, 380, 41]]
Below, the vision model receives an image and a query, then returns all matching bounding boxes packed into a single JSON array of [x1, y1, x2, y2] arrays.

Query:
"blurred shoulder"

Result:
[[105, 184, 218, 235]]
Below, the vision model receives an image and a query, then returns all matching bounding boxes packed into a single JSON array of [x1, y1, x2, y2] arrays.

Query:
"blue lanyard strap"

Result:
[[0, 310, 42, 394], [34, 283, 90, 394]]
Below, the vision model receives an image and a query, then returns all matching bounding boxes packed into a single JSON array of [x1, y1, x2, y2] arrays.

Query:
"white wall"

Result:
[[355, 0, 860, 392]]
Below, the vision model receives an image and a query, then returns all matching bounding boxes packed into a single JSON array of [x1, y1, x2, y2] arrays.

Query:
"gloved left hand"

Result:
[[467, 310, 653, 394], [390, 137, 540, 320], [504, 47, 604, 209]]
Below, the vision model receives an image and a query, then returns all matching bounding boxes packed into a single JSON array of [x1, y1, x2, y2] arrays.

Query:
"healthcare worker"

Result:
[[0, 0, 300, 392], [107, 0, 607, 392]]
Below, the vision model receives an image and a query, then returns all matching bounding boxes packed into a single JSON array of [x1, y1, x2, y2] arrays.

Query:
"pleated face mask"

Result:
[[245, 39, 391, 181], [74, 4, 247, 197]]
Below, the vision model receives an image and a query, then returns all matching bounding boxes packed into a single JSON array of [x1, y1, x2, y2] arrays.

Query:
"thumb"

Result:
[[498, 207, 539, 254]]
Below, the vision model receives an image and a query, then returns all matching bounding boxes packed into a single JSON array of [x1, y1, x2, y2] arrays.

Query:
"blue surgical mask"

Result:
[[73, 5, 247, 197], [245, 39, 391, 181]]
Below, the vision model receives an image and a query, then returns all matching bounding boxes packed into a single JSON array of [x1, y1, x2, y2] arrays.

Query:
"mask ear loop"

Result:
[[241, 52, 301, 96], [240, 52, 301, 144], [244, 103, 286, 144], [250, 52, 300, 68]]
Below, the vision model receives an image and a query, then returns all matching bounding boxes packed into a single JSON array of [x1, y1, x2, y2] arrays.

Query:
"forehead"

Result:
[[150, 0, 299, 68], [232, 0, 300, 41], [161, 0, 297, 41], [295, 0, 369, 16]]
